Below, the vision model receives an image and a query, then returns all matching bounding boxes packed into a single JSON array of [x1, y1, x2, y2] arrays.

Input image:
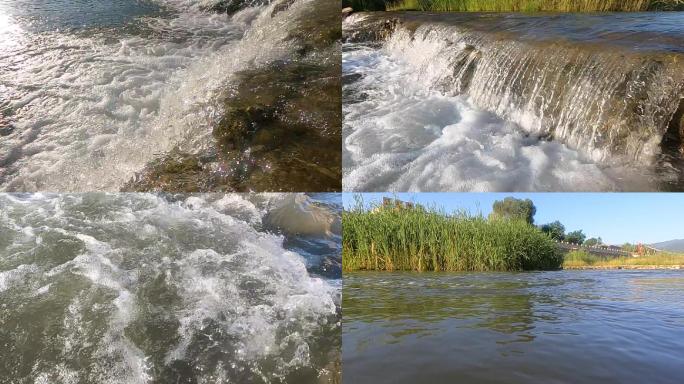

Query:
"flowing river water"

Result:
[[343, 271, 684, 384], [343, 12, 684, 192], [0, 193, 341, 383], [0, 0, 341, 192]]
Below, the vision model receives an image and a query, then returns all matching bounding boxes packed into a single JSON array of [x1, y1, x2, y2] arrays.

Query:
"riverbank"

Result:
[[344, 0, 684, 12], [563, 250, 684, 269], [564, 265, 683, 269], [343, 206, 561, 271]]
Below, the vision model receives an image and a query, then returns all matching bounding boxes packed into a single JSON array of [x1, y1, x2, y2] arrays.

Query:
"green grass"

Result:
[[343, 0, 387, 11], [343, 203, 562, 272], [563, 250, 684, 268], [383, 0, 684, 11]]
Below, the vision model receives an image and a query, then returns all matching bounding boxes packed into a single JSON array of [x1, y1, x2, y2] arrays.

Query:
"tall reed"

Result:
[[386, 0, 684, 11], [343, 202, 561, 272]]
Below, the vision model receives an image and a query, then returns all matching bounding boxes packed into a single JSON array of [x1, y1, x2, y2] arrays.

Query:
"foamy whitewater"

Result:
[[343, 44, 616, 191], [342, 14, 684, 192], [0, 0, 312, 191], [0, 193, 341, 383]]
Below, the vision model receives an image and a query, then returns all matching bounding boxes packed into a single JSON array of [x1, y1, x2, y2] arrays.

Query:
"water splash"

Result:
[[0, 193, 341, 383], [0, 0, 318, 191], [343, 13, 684, 191]]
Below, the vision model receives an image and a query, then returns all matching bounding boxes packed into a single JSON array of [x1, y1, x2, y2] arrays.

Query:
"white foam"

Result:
[[0, 193, 339, 382], [0, 0, 309, 191], [343, 43, 625, 191], [0, 264, 39, 292]]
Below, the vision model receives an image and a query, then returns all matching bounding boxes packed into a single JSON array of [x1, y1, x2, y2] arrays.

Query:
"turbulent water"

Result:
[[0, 0, 330, 191], [344, 271, 684, 384], [342, 12, 684, 192], [0, 193, 341, 383]]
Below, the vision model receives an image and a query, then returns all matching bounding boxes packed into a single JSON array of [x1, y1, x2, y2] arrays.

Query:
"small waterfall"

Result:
[[353, 15, 684, 167], [0, 0, 325, 192]]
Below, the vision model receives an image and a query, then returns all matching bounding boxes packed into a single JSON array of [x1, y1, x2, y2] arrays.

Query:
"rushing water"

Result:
[[342, 12, 684, 192], [0, 0, 338, 192], [0, 193, 341, 383], [343, 271, 684, 384]]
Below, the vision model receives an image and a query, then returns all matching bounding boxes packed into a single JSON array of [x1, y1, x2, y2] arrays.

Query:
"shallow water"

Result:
[[0, 193, 341, 383], [0, 0, 336, 192], [342, 13, 684, 192], [379, 12, 684, 52], [343, 44, 625, 191], [0, 0, 164, 31], [343, 271, 684, 384]]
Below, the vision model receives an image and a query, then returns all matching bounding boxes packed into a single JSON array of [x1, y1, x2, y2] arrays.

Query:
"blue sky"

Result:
[[342, 193, 684, 245]]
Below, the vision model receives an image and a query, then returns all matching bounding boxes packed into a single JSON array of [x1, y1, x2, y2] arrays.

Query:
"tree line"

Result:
[[489, 197, 610, 247]]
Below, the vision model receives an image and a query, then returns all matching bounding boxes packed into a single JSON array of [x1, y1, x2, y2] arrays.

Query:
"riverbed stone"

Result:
[[125, 0, 341, 192]]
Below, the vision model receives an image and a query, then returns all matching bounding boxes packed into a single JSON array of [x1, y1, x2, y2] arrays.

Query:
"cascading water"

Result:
[[343, 12, 684, 192], [0, 192, 341, 383], [0, 0, 337, 192]]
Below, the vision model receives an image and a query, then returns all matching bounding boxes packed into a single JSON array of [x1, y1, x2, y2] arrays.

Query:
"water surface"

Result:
[[343, 13, 684, 191], [385, 11, 684, 52], [343, 271, 684, 384], [1, 0, 339, 192], [0, 193, 341, 383], [0, 0, 164, 31]]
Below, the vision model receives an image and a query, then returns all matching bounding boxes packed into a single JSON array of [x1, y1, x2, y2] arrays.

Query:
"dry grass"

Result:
[[563, 250, 684, 268], [386, 0, 684, 11]]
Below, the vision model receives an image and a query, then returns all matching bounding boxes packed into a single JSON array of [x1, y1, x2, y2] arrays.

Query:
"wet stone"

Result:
[[126, 0, 341, 192]]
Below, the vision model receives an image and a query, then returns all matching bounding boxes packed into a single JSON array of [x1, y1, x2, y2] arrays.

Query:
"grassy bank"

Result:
[[563, 250, 684, 268], [344, 0, 684, 11], [343, 205, 561, 271]]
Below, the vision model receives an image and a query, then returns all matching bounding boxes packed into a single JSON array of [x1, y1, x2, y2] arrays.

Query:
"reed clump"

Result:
[[343, 204, 561, 272], [564, 250, 684, 267], [386, 0, 684, 11]]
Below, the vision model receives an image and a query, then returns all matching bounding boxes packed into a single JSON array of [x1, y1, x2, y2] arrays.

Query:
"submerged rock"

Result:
[[0, 119, 14, 137], [264, 194, 339, 236], [206, 0, 272, 14], [126, 0, 341, 192]]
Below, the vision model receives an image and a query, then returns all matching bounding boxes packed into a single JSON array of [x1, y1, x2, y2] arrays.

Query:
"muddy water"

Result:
[[0, 193, 341, 383], [343, 271, 684, 384], [343, 12, 684, 191]]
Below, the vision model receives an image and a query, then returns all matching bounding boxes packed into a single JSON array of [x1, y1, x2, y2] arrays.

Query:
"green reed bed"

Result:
[[564, 250, 684, 268], [384, 0, 684, 11], [343, 206, 561, 272]]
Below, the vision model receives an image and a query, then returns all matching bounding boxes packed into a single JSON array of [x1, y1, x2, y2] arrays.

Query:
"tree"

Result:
[[566, 230, 586, 245], [540, 221, 565, 241], [584, 237, 600, 247], [622, 243, 636, 252], [489, 197, 536, 224]]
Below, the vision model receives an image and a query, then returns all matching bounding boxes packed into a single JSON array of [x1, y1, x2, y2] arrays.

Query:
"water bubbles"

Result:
[[0, 193, 341, 382]]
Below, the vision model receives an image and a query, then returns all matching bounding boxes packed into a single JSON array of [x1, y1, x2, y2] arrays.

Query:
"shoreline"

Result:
[[344, 265, 684, 272], [343, 0, 684, 12], [563, 265, 684, 270]]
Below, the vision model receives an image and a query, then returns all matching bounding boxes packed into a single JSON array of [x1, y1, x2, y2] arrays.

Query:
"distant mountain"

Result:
[[650, 239, 684, 252]]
